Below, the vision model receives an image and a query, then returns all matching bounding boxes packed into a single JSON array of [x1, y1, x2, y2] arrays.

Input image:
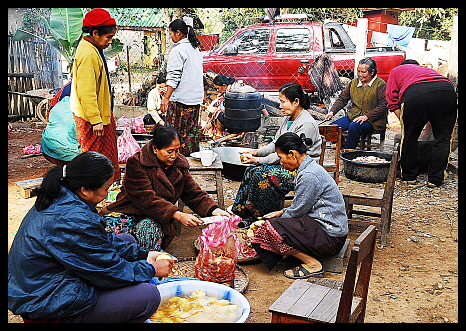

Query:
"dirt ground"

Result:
[[8, 115, 458, 323]]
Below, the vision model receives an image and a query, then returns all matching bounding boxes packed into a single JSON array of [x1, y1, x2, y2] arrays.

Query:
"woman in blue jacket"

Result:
[[8, 151, 173, 323]]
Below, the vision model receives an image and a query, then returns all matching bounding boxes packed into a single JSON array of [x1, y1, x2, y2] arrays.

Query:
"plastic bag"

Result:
[[194, 215, 241, 283], [132, 114, 147, 133], [117, 123, 141, 163]]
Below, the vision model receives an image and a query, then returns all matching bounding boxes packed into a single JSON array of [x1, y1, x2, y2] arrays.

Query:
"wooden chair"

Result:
[[269, 225, 377, 323], [340, 143, 399, 247], [319, 124, 342, 184], [360, 128, 386, 151]]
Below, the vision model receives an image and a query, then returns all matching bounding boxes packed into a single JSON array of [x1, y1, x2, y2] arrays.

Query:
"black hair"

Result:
[[82, 25, 116, 36], [275, 132, 313, 155], [213, 75, 235, 86], [34, 151, 115, 211], [169, 18, 201, 49], [278, 82, 310, 109], [358, 58, 378, 75], [400, 59, 420, 65], [156, 75, 167, 85], [152, 126, 182, 150]]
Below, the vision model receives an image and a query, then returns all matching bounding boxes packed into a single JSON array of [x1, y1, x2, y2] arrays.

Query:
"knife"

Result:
[[200, 216, 225, 225]]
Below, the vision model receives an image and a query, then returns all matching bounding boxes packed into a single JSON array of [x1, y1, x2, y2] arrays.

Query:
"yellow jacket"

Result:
[[70, 37, 112, 125]]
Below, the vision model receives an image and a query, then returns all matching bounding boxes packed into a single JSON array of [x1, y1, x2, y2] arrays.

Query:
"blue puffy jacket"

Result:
[[8, 187, 155, 319]]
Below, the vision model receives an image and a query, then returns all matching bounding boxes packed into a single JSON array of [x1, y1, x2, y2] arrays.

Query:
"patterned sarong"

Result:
[[165, 101, 200, 156]]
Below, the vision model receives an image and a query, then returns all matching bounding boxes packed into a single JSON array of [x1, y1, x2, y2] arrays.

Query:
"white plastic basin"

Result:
[[147, 280, 250, 323]]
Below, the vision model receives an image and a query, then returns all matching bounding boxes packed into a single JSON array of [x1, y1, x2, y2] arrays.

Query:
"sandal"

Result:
[[284, 264, 324, 279]]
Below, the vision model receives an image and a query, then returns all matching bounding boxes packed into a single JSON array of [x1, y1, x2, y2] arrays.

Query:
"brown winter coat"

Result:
[[101, 142, 218, 248]]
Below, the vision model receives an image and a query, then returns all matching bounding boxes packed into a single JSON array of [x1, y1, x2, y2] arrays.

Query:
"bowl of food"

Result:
[[341, 150, 393, 183], [147, 280, 250, 323]]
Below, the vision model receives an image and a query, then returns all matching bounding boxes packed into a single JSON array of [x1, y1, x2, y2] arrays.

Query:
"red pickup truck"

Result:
[[203, 19, 405, 92]]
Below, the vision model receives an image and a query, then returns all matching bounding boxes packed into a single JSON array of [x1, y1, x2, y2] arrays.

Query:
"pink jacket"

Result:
[[385, 64, 451, 111]]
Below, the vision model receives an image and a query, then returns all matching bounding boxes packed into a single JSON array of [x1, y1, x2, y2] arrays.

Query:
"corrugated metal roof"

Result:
[[112, 8, 165, 28]]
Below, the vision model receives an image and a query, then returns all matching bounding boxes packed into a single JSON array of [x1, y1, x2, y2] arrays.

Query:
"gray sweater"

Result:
[[256, 109, 322, 165], [282, 156, 348, 237]]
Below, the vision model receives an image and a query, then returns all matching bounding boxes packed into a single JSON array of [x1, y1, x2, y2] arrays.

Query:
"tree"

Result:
[[399, 8, 458, 40]]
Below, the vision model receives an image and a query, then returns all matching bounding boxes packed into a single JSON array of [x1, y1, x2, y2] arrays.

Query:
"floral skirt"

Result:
[[165, 101, 200, 156], [232, 164, 297, 218], [103, 212, 163, 251]]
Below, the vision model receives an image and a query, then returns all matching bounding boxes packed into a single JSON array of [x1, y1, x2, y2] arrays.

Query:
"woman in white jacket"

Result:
[[160, 19, 204, 156]]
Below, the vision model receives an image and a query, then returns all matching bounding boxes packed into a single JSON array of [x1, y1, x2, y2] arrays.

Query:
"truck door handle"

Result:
[[300, 60, 309, 64], [256, 60, 266, 64]]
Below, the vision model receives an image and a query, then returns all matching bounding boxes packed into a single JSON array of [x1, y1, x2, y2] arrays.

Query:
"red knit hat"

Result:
[[83, 8, 116, 27]]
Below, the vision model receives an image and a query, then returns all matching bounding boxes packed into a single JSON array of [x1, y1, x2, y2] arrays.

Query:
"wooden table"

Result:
[[185, 156, 224, 210]]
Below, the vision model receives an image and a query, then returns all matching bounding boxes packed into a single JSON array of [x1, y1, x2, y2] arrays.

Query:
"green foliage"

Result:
[[399, 8, 458, 40]]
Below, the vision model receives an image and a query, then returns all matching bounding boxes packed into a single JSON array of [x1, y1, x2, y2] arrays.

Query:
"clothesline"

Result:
[[364, 19, 448, 33]]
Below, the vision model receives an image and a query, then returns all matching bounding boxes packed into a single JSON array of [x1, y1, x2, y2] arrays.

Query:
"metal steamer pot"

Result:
[[341, 150, 393, 183], [224, 85, 262, 133], [212, 146, 255, 181]]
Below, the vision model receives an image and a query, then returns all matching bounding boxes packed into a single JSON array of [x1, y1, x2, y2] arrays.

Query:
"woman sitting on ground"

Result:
[[100, 125, 230, 251], [232, 82, 322, 223], [8, 151, 173, 323], [252, 132, 348, 279]]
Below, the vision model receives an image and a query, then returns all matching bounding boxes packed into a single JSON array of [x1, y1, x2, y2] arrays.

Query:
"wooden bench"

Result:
[[269, 225, 377, 323]]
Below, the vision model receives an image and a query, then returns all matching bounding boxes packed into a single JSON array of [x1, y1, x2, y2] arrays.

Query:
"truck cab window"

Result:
[[229, 29, 270, 54], [276, 28, 310, 53]]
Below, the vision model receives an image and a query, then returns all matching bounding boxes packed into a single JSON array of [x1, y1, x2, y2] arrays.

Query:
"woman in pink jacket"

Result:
[[385, 59, 457, 187]]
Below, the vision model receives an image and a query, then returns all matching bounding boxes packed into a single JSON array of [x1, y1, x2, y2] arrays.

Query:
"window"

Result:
[[231, 29, 271, 54], [324, 28, 345, 50], [276, 28, 310, 53]]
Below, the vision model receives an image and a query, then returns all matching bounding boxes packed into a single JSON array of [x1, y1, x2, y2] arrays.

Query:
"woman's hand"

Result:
[[146, 251, 174, 277], [324, 111, 334, 120], [173, 211, 203, 227], [93, 123, 104, 137], [160, 98, 170, 114], [263, 210, 284, 219], [353, 115, 368, 124], [211, 208, 230, 217]]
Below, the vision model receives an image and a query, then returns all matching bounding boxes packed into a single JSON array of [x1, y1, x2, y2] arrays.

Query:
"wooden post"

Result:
[[354, 18, 368, 78]]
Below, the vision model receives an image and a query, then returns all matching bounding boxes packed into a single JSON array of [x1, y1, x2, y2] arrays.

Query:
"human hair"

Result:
[[82, 25, 116, 36], [278, 82, 310, 109], [156, 75, 167, 85], [358, 58, 378, 75], [34, 151, 115, 211], [152, 126, 182, 149], [400, 59, 420, 65], [213, 75, 235, 86], [169, 18, 201, 48], [275, 132, 313, 155]]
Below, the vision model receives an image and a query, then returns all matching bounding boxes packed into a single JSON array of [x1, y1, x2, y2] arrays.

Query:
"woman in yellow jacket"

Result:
[[70, 8, 119, 181]]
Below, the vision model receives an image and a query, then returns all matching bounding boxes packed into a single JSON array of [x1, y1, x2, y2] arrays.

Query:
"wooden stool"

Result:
[[340, 143, 399, 247], [360, 129, 386, 151], [15, 178, 43, 198], [269, 225, 377, 323], [181, 156, 224, 210]]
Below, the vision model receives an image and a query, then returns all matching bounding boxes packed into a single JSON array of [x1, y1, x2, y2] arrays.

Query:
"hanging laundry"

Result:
[[387, 24, 415, 48]]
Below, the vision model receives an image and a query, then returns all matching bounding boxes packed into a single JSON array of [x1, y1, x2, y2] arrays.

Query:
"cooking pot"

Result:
[[224, 85, 262, 133], [341, 150, 392, 183], [212, 146, 256, 181]]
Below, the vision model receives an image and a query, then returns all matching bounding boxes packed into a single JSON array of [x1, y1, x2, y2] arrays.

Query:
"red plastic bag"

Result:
[[194, 215, 241, 283], [132, 114, 147, 133], [117, 123, 141, 163]]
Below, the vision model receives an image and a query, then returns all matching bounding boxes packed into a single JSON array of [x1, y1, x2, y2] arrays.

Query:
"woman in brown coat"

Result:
[[100, 126, 229, 250]]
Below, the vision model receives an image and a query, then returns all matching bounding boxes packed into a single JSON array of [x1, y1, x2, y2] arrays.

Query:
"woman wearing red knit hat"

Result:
[[70, 8, 120, 182]]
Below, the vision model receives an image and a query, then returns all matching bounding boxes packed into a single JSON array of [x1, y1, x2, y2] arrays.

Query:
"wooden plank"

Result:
[[287, 283, 332, 318], [307, 288, 341, 322], [269, 280, 311, 314]]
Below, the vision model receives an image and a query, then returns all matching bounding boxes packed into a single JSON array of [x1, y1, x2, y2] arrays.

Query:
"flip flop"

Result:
[[284, 264, 324, 279]]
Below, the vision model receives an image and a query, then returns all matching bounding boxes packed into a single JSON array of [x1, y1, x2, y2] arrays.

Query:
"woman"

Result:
[[70, 8, 119, 181], [160, 18, 204, 156], [232, 82, 321, 221], [100, 126, 230, 250], [252, 132, 348, 279], [202, 74, 236, 138], [8, 152, 173, 323], [386, 59, 457, 187], [325, 58, 388, 149], [146, 75, 168, 126]]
